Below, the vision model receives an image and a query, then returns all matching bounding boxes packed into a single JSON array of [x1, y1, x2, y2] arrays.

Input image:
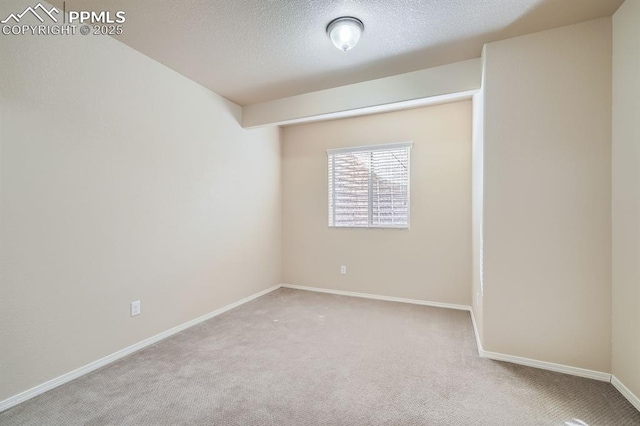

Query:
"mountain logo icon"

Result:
[[1, 3, 59, 24]]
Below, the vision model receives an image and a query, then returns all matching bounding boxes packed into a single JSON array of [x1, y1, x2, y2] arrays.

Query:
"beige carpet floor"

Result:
[[1, 288, 639, 425]]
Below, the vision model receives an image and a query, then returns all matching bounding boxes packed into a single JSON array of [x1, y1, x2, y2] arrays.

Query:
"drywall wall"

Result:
[[612, 0, 640, 402], [243, 59, 481, 128], [481, 18, 612, 372], [0, 1, 281, 402], [282, 102, 472, 305], [471, 51, 486, 342]]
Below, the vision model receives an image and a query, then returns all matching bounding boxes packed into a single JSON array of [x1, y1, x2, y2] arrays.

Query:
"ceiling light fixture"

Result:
[[326, 17, 364, 52]]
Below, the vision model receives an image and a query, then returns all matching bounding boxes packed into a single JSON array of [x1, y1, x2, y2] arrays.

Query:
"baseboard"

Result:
[[2, 283, 624, 412], [612, 375, 640, 412], [468, 308, 610, 382], [479, 349, 611, 382], [285, 286, 629, 401], [280, 283, 471, 311], [0, 284, 282, 413]]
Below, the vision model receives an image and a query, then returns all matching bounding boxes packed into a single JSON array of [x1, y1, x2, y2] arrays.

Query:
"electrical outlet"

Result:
[[131, 300, 141, 317], [340, 265, 347, 275]]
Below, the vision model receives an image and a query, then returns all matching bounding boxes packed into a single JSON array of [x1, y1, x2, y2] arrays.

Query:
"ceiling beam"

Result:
[[242, 58, 481, 128]]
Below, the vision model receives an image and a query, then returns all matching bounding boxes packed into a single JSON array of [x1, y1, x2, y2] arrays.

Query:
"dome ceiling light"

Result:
[[326, 17, 364, 52]]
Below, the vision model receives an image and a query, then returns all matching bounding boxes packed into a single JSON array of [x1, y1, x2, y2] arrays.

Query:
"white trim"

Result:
[[468, 309, 611, 382], [0, 284, 282, 413], [406, 146, 411, 228], [469, 307, 483, 355], [478, 348, 611, 382], [327, 141, 413, 155], [612, 375, 640, 412], [280, 283, 471, 311]]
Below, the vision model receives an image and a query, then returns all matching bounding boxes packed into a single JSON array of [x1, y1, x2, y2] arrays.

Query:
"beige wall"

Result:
[[481, 18, 612, 372], [612, 0, 640, 400], [0, 1, 281, 402], [282, 102, 472, 305]]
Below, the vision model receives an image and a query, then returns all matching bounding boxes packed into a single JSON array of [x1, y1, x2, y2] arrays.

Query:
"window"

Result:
[[328, 142, 412, 228]]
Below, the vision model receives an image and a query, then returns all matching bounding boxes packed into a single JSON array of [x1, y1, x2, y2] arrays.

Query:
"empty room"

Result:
[[1, 0, 639, 424]]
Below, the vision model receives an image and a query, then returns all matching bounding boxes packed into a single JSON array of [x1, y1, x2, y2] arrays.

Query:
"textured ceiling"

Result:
[[54, 0, 623, 105]]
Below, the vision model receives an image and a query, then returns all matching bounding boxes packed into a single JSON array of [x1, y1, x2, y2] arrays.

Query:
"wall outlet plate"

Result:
[[131, 300, 141, 316], [340, 265, 347, 275]]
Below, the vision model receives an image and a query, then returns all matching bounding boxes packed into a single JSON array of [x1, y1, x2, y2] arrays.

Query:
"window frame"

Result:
[[327, 141, 413, 229]]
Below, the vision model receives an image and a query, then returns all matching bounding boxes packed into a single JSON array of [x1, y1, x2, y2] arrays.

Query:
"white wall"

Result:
[[282, 102, 472, 305], [612, 0, 640, 404], [0, 1, 281, 402], [481, 18, 612, 372]]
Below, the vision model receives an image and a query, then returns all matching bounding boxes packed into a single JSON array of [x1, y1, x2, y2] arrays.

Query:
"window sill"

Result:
[[328, 225, 410, 230]]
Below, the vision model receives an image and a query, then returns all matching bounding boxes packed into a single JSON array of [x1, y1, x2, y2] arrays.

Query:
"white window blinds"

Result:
[[328, 142, 412, 228]]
